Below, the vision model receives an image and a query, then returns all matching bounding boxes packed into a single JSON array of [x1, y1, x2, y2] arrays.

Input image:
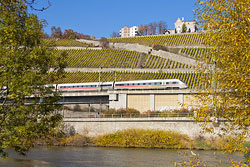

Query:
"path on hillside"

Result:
[[77, 39, 199, 66], [112, 43, 197, 66], [64, 68, 195, 73], [55, 46, 102, 50]]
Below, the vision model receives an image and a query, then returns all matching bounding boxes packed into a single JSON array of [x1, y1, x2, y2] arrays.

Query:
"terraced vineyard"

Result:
[[54, 71, 204, 89], [43, 39, 92, 47], [143, 54, 190, 68], [54, 48, 191, 69], [108, 33, 206, 47], [180, 47, 213, 61]]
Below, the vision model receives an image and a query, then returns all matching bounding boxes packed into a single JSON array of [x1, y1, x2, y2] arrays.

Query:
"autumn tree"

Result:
[[194, 0, 250, 159], [75, 33, 90, 40], [51, 26, 63, 39], [62, 29, 76, 39], [138, 24, 145, 36], [0, 0, 66, 157]]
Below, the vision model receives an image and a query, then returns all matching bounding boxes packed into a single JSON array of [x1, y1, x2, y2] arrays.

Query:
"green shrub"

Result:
[[152, 44, 169, 52], [94, 129, 190, 149], [102, 108, 140, 115]]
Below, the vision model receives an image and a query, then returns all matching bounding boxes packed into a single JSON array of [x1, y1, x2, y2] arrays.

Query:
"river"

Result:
[[0, 146, 245, 167]]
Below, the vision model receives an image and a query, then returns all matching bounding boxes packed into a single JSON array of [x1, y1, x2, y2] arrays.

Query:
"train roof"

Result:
[[115, 79, 182, 84], [56, 79, 183, 86], [57, 81, 113, 86]]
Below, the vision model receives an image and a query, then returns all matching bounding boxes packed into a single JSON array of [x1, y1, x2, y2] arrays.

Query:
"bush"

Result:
[[157, 108, 194, 117], [60, 134, 92, 146], [95, 129, 190, 149], [102, 108, 140, 115], [152, 44, 169, 52]]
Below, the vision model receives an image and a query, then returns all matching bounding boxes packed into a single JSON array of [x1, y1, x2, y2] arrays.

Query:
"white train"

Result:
[[54, 79, 188, 92]]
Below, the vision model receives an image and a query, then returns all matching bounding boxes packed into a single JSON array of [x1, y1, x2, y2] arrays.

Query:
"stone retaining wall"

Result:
[[64, 117, 220, 138]]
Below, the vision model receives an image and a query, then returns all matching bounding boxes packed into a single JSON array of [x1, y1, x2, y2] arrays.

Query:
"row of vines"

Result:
[[180, 47, 213, 61], [54, 71, 206, 89], [53, 48, 191, 69], [108, 33, 206, 47], [43, 39, 93, 47]]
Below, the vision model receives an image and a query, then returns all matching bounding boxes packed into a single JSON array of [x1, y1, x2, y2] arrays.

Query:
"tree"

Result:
[[111, 32, 120, 38], [195, 0, 249, 159], [158, 21, 167, 34], [181, 23, 187, 33], [144, 24, 149, 35], [148, 22, 157, 35], [0, 0, 66, 157], [75, 32, 90, 40], [62, 29, 76, 39], [138, 24, 145, 36], [99, 37, 109, 48], [51, 26, 63, 39]]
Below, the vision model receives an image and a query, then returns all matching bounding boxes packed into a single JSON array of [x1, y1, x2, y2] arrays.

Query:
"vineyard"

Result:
[[180, 47, 213, 61], [43, 39, 93, 47], [108, 33, 206, 47], [54, 71, 205, 89], [53, 48, 191, 69]]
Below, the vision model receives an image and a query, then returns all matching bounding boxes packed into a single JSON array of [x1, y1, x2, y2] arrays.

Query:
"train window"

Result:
[[154, 82, 162, 85], [115, 84, 124, 86], [101, 84, 112, 87], [166, 82, 170, 85], [143, 83, 146, 85], [172, 82, 178, 84]]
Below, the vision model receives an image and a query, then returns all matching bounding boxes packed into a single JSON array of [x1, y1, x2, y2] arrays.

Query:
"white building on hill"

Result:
[[120, 26, 138, 37], [175, 17, 198, 33]]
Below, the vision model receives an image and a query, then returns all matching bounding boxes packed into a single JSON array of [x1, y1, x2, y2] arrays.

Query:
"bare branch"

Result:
[[24, 0, 51, 11]]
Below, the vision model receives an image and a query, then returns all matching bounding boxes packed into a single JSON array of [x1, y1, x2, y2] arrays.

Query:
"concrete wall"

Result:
[[64, 117, 219, 139], [109, 93, 196, 112]]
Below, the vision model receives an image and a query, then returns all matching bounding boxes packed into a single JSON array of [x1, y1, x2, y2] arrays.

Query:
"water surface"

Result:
[[0, 146, 244, 167]]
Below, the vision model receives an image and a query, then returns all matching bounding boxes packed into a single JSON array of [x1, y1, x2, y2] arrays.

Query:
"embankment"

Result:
[[63, 117, 220, 139]]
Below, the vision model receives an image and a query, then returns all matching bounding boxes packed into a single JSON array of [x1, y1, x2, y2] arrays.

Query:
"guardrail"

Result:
[[64, 113, 194, 118]]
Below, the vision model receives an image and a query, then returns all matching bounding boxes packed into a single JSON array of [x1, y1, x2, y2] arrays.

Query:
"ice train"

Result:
[[54, 79, 188, 92]]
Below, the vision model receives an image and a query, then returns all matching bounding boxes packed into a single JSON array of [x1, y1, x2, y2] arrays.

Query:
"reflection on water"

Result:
[[0, 146, 244, 167]]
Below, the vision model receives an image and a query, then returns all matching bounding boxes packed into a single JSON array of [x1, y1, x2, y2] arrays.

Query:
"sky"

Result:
[[32, 0, 197, 38]]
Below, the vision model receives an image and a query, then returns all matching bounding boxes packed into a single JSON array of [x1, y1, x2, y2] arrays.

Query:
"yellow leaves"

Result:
[[95, 129, 189, 149]]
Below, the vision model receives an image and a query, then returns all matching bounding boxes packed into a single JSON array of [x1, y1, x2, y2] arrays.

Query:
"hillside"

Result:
[[50, 33, 209, 89]]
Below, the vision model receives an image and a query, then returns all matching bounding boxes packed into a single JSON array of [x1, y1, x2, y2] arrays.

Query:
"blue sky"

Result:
[[32, 0, 197, 38]]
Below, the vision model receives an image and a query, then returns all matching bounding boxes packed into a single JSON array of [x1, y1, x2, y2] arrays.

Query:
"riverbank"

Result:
[[44, 129, 250, 151]]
